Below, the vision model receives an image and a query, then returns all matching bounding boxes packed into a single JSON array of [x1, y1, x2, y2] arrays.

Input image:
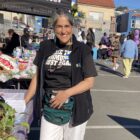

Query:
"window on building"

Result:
[[88, 12, 103, 23], [135, 19, 140, 28], [131, 20, 135, 28]]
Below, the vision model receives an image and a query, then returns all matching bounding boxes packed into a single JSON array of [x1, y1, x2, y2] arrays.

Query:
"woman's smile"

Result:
[[54, 16, 73, 44]]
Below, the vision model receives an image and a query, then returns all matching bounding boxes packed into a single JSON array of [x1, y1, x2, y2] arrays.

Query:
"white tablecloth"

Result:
[[0, 89, 33, 140]]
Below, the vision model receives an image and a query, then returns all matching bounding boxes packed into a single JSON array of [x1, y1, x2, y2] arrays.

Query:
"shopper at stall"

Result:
[[24, 10, 97, 140], [21, 27, 30, 48], [1, 29, 20, 56]]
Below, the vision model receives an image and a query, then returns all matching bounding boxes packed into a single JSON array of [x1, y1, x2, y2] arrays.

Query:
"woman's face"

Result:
[[54, 16, 73, 45]]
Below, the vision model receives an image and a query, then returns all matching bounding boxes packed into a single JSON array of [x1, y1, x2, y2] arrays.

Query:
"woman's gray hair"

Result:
[[52, 10, 74, 27]]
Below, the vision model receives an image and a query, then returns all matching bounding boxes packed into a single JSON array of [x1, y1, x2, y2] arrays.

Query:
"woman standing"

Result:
[[121, 33, 138, 78], [111, 35, 120, 70], [25, 10, 97, 140], [86, 28, 95, 49]]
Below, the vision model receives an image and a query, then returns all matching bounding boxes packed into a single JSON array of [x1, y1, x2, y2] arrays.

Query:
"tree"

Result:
[[71, 4, 85, 18], [116, 6, 128, 11]]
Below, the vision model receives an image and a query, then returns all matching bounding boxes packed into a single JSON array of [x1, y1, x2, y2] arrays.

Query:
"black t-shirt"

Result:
[[33, 38, 98, 126], [34, 40, 97, 89], [44, 45, 72, 90]]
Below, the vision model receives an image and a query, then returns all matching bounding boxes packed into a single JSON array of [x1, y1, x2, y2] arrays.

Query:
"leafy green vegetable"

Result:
[[0, 101, 30, 140]]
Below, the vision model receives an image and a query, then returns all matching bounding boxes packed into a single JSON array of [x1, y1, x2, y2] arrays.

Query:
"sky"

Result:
[[114, 0, 140, 9]]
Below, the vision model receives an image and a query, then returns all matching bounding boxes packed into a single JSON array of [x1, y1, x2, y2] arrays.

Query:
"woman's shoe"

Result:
[[115, 64, 119, 70], [112, 67, 116, 71], [123, 75, 128, 78]]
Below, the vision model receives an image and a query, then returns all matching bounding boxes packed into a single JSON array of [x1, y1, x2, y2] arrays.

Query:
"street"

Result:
[[85, 59, 140, 140], [29, 59, 140, 140]]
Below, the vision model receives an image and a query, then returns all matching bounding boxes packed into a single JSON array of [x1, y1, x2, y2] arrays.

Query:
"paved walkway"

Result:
[[28, 59, 140, 140], [85, 59, 140, 140]]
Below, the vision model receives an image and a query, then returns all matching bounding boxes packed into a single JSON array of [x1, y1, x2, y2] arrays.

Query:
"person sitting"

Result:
[[97, 43, 108, 59], [28, 39, 40, 50]]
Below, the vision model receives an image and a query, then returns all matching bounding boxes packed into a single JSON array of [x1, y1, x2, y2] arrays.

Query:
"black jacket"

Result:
[[34, 36, 97, 126], [2, 33, 20, 56]]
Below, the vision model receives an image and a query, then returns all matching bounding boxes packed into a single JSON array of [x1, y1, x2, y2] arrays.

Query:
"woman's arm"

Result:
[[24, 73, 37, 104], [66, 77, 94, 96], [50, 77, 95, 109]]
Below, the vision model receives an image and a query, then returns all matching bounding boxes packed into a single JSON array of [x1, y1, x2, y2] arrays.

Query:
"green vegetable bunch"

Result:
[[0, 100, 29, 140]]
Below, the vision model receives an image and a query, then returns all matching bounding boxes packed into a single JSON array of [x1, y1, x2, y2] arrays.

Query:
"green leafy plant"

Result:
[[71, 4, 85, 18], [0, 101, 29, 140]]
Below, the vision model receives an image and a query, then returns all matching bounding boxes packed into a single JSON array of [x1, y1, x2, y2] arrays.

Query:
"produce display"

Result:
[[0, 48, 36, 82], [0, 54, 18, 72]]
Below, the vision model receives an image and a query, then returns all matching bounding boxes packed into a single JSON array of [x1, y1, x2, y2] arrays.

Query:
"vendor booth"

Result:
[[0, 1, 71, 139]]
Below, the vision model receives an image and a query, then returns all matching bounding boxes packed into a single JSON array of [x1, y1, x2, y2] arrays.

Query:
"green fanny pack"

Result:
[[43, 90, 74, 125]]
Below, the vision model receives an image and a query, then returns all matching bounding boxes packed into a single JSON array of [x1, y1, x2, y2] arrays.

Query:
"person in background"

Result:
[[1, 29, 20, 56], [28, 38, 40, 50], [86, 28, 95, 49], [92, 45, 99, 60], [111, 35, 120, 70], [121, 33, 138, 78], [81, 30, 87, 44], [77, 28, 83, 42], [100, 32, 109, 46], [24, 10, 97, 140], [97, 43, 109, 59], [119, 34, 126, 46], [21, 27, 30, 48]]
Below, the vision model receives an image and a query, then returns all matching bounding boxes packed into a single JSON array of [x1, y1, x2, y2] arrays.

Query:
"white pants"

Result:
[[40, 116, 87, 140]]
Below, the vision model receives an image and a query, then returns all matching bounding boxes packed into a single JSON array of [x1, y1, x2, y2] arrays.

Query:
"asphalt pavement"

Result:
[[28, 59, 140, 140], [85, 59, 140, 140]]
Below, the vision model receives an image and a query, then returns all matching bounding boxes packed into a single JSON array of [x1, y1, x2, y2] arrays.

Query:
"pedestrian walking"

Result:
[[111, 35, 120, 70], [121, 33, 138, 78]]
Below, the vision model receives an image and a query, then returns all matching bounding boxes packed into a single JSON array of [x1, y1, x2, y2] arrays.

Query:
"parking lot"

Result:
[[29, 60, 140, 140]]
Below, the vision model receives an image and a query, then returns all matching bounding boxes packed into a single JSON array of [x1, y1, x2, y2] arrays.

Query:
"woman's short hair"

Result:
[[52, 10, 74, 27]]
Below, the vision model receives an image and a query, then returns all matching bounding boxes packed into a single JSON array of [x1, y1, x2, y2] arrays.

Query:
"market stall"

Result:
[[0, 89, 33, 140], [0, 47, 36, 139], [0, 48, 36, 83]]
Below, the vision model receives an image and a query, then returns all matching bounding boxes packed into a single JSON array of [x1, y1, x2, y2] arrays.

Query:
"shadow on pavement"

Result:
[[108, 115, 140, 139], [132, 61, 140, 73], [132, 67, 140, 73], [95, 62, 123, 77]]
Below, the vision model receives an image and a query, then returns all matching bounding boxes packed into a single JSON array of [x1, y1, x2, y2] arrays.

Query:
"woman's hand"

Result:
[[50, 90, 70, 109], [50, 77, 95, 109]]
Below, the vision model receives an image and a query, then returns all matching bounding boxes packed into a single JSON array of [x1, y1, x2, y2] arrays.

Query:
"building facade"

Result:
[[116, 10, 140, 35], [77, 0, 115, 33], [0, 0, 71, 17], [0, 0, 71, 34]]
